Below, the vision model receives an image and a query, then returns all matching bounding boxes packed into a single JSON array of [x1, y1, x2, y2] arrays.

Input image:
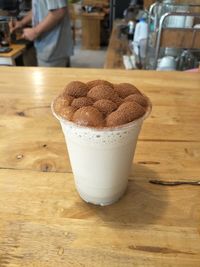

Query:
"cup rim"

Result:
[[51, 96, 152, 132]]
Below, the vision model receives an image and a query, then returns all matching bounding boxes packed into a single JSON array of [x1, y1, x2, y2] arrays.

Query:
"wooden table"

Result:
[[81, 12, 105, 50], [0, 44, 25, 66], [104, 20, 132, 69], [0, 67, 200, 266]]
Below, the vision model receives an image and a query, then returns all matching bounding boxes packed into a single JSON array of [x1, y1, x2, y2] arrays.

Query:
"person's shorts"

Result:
[[37, 57, 70, 67]]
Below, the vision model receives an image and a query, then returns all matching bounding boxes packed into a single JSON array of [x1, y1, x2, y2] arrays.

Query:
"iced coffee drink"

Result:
[[52, 80, 151, 206]]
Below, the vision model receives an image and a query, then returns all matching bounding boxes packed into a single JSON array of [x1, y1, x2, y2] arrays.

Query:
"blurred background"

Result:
[[0, 0, 200, 71]]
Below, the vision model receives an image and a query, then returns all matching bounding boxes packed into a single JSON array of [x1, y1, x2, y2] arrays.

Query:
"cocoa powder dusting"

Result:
[[106, 102, 145, 127], [87, 85, 119, 102], [124, 94, 148, 107], [73, 106, 104, 127], [71, 97, 94, 109], [53, 80, 149, 128], [53, 95, 73, 114], [86, 79, 114, 89], [63, 81, 89, 98], [114, 83, 140, 98], [93, 99, 117, 116], [59, 106, 77, 120]]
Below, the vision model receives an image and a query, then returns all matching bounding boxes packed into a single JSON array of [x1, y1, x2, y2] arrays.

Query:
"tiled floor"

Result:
[[71, 45, 107, 68], [70, 28, 107, 69]]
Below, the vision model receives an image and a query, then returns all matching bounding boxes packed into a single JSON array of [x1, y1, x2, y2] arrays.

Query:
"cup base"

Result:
[[76, 185, 127, 206]]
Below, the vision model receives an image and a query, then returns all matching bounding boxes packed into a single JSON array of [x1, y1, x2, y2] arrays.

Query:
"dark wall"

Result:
[[110, 0, 131, 19], [0, 0, 18, 10]]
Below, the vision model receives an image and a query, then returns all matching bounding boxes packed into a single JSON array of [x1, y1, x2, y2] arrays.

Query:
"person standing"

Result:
[[10, 0, 73, 67]]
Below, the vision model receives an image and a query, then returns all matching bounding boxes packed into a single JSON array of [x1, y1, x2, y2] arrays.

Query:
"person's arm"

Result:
[[9, 11, 32, 33], [23, 7, 67, 41]]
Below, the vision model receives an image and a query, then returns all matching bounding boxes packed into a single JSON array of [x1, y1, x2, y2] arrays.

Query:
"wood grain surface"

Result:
[[0, 44, 25, 58], [81, 12, 105, 50], [161, 29, 200, 49], [104, 21, 130, 69], [0, 67, 200, 267]]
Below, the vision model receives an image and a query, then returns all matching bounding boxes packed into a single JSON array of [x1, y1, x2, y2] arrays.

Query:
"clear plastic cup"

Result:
[[52, 100, 151, 206]]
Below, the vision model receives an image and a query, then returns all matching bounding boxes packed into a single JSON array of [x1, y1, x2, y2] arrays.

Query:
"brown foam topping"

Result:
[[93, 99, 117, 116], [73, 106, 104, 127], [53, 80, 149, 127], [63, 81, 89, 97], [114, 83, 140, 98], [124, 94, 148, 107], [71, 97, 94, 109], [86, 79, 114, 89]]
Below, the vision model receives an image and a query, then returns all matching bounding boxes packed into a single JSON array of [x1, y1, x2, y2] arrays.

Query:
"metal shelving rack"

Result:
[[145, 2, 200, 70]]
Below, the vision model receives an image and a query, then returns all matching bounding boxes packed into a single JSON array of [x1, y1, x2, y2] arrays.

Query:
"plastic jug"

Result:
[[133, 18, 148, 58]]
